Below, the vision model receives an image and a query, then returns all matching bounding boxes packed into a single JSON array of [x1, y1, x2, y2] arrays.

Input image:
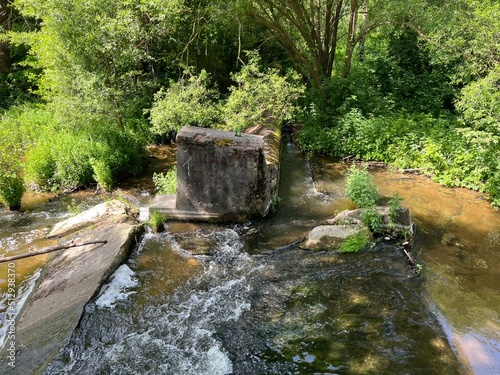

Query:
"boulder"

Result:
[[327, 206, 414, 238], [301, 206, 414, 251], [300, 224, 370, 251]]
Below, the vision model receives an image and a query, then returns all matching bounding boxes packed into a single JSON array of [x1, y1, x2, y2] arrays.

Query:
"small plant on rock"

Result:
[[360, 207, 383, 233], [337, 232, 371, 253], [148, 210, 167, 233], [388, 192, 404, 221], [344, 165, 382, 232], [270, 196, 282, 213]]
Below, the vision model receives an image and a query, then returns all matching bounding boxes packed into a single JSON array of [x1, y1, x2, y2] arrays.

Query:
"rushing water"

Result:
[[1, 143, 499, 374]]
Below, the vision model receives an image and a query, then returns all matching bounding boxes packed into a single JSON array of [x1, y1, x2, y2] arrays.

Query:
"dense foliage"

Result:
[[0, 0, 498, 209]]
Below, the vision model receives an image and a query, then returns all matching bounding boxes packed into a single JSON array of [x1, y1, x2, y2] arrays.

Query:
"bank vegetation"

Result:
[[0, 0, 498, 209]]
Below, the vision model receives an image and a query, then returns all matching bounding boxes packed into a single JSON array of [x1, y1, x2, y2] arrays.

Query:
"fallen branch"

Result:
[[263, 237, 305, 255], [402, 168, 424, 173], [403, 248, 416, 266], [0, 240, 108, 263]]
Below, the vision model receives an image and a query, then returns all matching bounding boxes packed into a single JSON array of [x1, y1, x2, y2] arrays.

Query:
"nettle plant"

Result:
[[344, 164, 383, 233]]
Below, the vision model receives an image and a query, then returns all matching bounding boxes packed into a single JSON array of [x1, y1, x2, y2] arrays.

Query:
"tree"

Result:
[[12, 0, 189, 130], [243, 0, 409, 89], [0, 0, 11, 75]]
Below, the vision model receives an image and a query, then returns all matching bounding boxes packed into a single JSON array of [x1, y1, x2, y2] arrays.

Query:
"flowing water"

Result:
[[0, 143, 499, 374]]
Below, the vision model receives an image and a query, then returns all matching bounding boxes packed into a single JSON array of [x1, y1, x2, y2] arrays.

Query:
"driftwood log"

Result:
[[0, 240, 108, 263]]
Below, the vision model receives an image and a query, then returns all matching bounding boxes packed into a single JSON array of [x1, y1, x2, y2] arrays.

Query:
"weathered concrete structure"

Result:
[[0, 201, 142, 375], [150, 125, 281, 222]]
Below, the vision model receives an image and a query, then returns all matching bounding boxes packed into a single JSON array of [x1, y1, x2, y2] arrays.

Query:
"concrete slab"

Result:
[[0, 220, 142, 374], [148, 194, 244, 222]]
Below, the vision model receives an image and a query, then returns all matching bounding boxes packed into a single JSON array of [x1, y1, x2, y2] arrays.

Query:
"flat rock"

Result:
[[48, 200, 130, 239], [0, 223, 142, 375]]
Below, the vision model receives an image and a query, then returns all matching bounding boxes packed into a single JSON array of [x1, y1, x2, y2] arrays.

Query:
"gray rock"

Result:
[[327, 206, 414, 238], [48, 200, 130, 238], [300, 224, 370, 251]]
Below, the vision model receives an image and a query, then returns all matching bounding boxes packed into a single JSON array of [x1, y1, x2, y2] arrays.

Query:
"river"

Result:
[[1, 143, 499, 374]]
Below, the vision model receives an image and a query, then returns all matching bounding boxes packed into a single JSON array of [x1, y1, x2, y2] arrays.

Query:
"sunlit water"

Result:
[[0, 143, 498, 374], [313, 156, 500, 375]]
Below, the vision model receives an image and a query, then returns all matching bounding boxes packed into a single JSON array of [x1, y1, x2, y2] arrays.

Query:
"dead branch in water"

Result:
[[0, 240, 108, 263]]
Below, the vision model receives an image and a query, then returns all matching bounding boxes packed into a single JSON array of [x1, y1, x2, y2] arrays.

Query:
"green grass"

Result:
[[337, 232, 371, 254]]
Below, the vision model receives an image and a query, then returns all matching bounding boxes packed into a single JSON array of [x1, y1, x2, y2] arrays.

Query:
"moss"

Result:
[[214, 138, 235, 148]]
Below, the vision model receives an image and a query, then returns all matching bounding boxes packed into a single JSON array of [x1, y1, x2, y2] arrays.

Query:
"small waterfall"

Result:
[[47, 228, 257, 375]]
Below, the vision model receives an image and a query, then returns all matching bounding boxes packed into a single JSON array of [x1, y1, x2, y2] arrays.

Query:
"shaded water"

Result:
[[0, 143, 498, 374]]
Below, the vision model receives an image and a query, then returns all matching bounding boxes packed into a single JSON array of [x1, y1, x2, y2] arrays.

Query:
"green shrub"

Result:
[[148, 209, 167, 233], [486, 168, 500, 208], [150, 70, 221, 141], [221, 51, 304, 131], [24, 142, 57, 190], [337, 232, 371, 254], [344, 165, 380, 208], [0, 174, 24, 210], [153, 166, 177, 195], [23, 118, 145, 192], [90, 158, 113, 192]]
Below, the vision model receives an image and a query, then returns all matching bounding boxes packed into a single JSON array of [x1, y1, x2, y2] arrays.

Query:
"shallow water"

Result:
[[45, 145, 460, 374], [312, 157, 500, 374]]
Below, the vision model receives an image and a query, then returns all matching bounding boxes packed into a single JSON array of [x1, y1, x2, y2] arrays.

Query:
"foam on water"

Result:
[[102, 275, 248, 374], [58, 228, 252, 374], [0, 269, 41, 348], [95, 265, 138, 309]]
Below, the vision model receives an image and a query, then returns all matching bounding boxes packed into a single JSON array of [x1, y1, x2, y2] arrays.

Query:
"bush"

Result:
[[150, 70, 221, 142], [221, 51, 304, 131], [24, 117, 145, 192], [153, 166, 177, 195], [344, 165, 380, 208], [0, 174, 24, 210], [486, 168, 500, 208], [24, 142, 56, 190], [90, 158, 113, 192]]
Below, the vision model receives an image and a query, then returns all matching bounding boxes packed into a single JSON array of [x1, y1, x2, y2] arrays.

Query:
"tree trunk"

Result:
[[0, 0, 11, 75], [358, 0, 368, 62], [342, 0, 359, 78]]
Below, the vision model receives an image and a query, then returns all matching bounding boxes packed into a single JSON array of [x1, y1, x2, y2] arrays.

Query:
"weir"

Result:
[[148, 125, 281, 222]]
